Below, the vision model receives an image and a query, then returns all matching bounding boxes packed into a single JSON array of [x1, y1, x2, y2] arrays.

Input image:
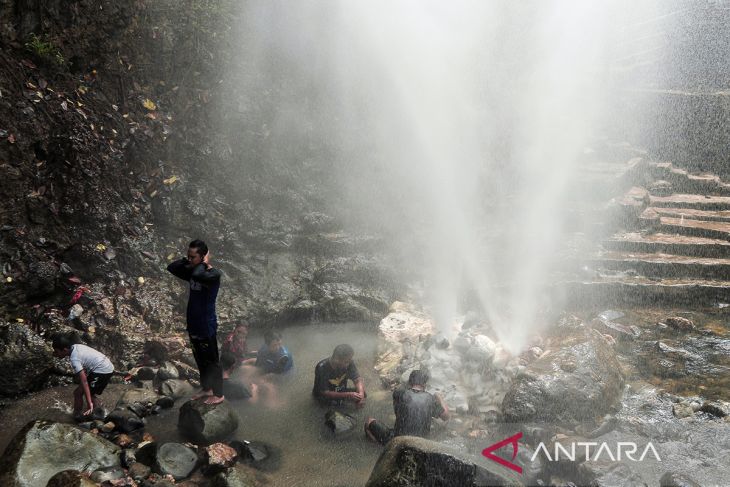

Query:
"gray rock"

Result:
[[673, 403, 694, 419], [502, 335, 624, 425], [160, 379, 194, 399], [155, 361, 180, 381], [116, 387, 161, 408], [89, 466, 125, 482], [659, 471, 702, 487], [577, 462, 647, 486], [365, 436, 523, 487], [0, 420, 120, 487], [178, 399, 240, 443], [155, 443, 198, 480], [0, 322, 54, 397]]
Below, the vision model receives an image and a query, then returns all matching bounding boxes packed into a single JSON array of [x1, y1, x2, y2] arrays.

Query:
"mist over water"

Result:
[[227, 1, 662, 353]]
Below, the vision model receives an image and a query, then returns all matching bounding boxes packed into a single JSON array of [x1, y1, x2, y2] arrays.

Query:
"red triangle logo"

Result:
[[481, 432, 523, 474]]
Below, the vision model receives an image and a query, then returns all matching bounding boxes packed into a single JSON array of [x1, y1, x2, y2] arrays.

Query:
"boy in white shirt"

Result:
[[52, 335, 114, 419]]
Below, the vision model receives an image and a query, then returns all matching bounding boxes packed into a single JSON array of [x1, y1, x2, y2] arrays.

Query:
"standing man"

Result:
[[167, 239, 224, 405]]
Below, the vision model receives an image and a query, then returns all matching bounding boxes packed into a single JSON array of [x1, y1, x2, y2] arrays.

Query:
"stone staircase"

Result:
[[573, 160, 730, 306]]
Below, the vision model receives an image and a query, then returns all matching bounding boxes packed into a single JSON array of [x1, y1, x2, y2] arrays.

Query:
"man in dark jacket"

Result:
[[365, 369, 449, 445], [167, 239, 224, 404]]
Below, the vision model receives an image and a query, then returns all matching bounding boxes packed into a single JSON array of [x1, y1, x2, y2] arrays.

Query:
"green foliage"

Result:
[[25, 33, 65, 66]]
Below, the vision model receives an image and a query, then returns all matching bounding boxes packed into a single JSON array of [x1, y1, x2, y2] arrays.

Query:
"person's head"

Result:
[[408, 369, 430, 388], [187, 239, 208, 266], [51, 334, 73, 358], [233, 322, 249, 339], [220, 352, 237, 372], [264, 330, 282, 353], [330, 344, 354, 370]]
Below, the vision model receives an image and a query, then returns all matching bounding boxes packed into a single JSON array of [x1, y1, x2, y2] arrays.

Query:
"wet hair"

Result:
[[408, 369, 430, 386], [264, 330, 282, 345], [188, 239, 208, 257], [52, 334, 73, 351], [220, 352, 236, 371], [332, 344, 354, 360]]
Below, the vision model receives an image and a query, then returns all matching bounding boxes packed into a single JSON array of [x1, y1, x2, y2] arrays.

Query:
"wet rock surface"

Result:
[[502, 333, 624, 425], [365, 436, 523, 487], [178, 399, 240, 443], [155, 442, 198, 480], [0, 420, 120, 487], [0, 322, 54, 397]]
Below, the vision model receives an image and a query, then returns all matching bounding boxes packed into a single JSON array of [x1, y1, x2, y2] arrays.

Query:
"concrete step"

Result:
[[649, 206, 730, 223], [650, 194, 730, 211], [603, 232, 730, 258], [659, 216, 730, 241], [558, 277, 730, 307], [591, 251, 730, 280], [648, 162, 730, 196]]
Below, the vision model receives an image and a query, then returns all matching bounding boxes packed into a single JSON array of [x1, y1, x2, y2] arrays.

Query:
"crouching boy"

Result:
[[52, 335, 114, 420]]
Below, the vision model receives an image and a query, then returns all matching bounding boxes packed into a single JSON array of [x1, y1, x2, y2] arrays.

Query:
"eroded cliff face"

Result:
[[0, 0, 403, 395]]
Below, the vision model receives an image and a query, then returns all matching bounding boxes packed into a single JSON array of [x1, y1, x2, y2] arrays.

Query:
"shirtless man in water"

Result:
[[167, 239, 225, 405]]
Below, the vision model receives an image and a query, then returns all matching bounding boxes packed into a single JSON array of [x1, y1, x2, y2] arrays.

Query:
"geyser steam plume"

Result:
[[229, 1, 657, 353]]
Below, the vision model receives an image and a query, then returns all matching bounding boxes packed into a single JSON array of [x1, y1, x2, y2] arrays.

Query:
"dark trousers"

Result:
[[190, 334, 223, 397]]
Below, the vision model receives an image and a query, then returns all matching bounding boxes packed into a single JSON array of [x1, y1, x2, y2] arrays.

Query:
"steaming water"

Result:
[[223, 1, 671, 354], [146, 323, 394, 486]]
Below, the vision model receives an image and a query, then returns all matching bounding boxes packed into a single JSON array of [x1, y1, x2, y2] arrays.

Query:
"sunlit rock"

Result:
[[178, 399, 240, 443], [0, 420, 120, 487], [365, 436, 522, 487], [502, 333, 624, 425]]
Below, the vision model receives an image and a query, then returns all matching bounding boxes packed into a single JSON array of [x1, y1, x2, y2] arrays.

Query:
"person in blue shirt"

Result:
[[255, 330, 293, 374], [167, 239, 224, 405]]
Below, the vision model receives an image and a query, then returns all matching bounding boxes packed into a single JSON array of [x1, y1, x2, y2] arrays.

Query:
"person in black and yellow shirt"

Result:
[[312, 344, 366, 408]]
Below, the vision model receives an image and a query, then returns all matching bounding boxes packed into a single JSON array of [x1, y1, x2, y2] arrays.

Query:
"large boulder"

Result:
[[365, 436, 522, 487], [0, 420, 120, 487], [0, 322, 54, 397], [178, 399, 240, 443], [502, 335, 624, 425]]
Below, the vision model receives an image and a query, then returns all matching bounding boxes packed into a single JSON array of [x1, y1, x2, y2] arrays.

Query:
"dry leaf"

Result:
[[142, 98, 157, 110], [163, 175, 179, 185]]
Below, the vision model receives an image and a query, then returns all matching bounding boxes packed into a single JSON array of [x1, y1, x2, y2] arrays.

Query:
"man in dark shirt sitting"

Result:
[[312, 344, 366, 407], [365, 369, 449, 445], [167, 239, 224, 405]]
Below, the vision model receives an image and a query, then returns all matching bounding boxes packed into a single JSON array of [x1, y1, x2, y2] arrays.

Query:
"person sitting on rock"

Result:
[[254, 330, 293, 374], [52, 334, 114, 420], [220, 351, 258, 401], [312, 344, 366, 408], [221, 322, 256, 370], [365, 369, 449, 445]]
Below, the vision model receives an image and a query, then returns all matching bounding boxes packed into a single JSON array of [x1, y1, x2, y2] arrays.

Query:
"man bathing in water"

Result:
[[313, 344, 366, 408], [167, 239, 224, 405], [365, 369, 449, 445]]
